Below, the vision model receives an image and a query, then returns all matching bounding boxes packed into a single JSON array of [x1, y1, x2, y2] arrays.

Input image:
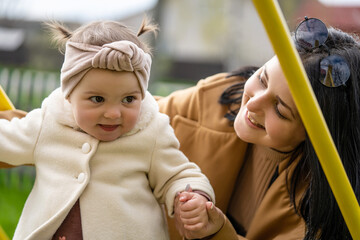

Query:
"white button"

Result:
[[81, 143, 91, 153], [77, 173, 85, 183]]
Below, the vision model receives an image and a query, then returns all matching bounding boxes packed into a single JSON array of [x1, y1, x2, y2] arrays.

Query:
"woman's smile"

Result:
[[246, 111, 265, 129]]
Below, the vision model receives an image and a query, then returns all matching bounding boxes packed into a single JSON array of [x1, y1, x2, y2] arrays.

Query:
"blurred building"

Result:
[[151, 0, 360, 86], [0, 0, 275, 98], [0, 19, 65, 70], [152, 0, 274, 83], [295, 0, 360, 34]]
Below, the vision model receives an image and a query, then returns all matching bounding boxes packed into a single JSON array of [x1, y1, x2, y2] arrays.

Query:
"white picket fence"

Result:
[[0, 67, 60, 111]]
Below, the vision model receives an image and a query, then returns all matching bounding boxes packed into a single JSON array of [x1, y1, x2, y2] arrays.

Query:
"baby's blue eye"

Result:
[[122, 96, 135, 103], [90, 96, 104, 103]]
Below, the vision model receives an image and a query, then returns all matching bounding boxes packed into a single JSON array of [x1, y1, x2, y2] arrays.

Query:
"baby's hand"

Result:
[[174, 184, 214, 239], [178, 186, 209, 232]]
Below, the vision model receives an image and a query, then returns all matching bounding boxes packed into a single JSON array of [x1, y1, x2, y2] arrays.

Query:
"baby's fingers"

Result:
[[180, 215, 205, 226], [183, 221, 207, 232], [178, 191, 195, 203]]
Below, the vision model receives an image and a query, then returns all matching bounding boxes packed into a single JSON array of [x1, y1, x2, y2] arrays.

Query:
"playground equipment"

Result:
[[0, 225, 9, 240], [0, 86, 12, 240], [0, 84, 16, 240], [251, 0, 360, 239], [0, 85, 14, 111]]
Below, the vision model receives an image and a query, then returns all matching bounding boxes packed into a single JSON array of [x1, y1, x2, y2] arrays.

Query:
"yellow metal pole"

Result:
[[0, 85, 15, 111], [0, 86, 13, 240], [251, 0, 360, 238], [0, 225, 9, 240]]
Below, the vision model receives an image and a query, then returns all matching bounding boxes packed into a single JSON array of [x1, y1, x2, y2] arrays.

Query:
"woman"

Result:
[[2, 18, 360, 239], [164, 18, 360, 239]]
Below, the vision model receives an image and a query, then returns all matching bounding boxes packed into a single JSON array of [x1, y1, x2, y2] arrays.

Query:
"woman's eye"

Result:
[[122, 96, 135, 104], [90, 96, 104, 103], [274, 103, 287, 120], [258, 74, 267, 88]]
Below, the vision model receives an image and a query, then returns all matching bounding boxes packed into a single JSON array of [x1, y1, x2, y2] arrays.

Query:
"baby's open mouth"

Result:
[[99, 124, 119, 131]]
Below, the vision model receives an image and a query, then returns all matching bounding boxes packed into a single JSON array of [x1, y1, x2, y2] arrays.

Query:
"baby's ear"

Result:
[[66, 94, 72, 103]]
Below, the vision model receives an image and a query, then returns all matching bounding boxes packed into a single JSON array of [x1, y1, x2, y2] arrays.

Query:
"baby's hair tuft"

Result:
[[43, 21, 73, 53], [137, 15, 158, 38]]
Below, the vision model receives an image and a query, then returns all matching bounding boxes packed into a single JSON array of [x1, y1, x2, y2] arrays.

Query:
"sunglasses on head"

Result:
[[295, 17, 350, 87]]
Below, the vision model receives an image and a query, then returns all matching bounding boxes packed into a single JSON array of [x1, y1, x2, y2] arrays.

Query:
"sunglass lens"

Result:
[[320, 55, 350, 87], [296, 18, 328, 49]]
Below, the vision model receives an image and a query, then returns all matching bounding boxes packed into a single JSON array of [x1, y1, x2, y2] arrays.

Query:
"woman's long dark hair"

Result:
[[220, 28, 360, 239], [219, 66, 258, 123], [292, 28, 360, 239]]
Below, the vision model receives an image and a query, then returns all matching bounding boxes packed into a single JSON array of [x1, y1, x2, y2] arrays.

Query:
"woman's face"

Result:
[[234, 56, 306, 152]]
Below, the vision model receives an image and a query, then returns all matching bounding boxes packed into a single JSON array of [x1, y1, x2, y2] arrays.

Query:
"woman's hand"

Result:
[[0, 110, 27, 120]]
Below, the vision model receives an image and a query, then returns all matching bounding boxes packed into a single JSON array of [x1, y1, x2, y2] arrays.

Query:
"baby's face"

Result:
[[68, 69, 142, 141]]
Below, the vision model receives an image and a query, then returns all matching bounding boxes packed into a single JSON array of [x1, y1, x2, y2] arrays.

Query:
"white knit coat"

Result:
[[0, 88, 214, 240]]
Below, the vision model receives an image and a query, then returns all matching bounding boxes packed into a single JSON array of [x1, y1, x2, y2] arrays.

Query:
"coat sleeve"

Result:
[[156, 84, 199, 124], [209, 160, 306, 240], [210, 215, 304, 240], [0, 109, 28, 168], [209, 216, 245, 240], [147, 112, 215, 217], [0, 108, 43, 165], [157, 73, 230, 124]]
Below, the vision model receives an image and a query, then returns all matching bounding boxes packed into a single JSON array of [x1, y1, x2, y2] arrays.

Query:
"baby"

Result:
[[0, 18, 214, 240]]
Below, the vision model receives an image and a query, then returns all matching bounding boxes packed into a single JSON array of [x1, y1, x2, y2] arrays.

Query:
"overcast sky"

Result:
[[1, 0, 359, 23], [319, 0, 360, 6], [1, 0, 158, 23]]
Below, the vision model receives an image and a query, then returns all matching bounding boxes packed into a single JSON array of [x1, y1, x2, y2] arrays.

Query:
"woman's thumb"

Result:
[[206, 202, 220, 221], [205, 202, 225, 235]]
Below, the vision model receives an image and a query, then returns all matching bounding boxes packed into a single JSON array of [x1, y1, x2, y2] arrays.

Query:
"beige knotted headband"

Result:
[[61, 40, 152, 99]]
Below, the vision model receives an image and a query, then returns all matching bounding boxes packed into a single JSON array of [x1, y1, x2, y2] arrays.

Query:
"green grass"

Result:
[[0, 167, 35, 239]]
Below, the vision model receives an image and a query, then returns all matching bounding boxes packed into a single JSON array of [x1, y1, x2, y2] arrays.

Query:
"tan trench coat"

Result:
[[157, 73, 306, 240]]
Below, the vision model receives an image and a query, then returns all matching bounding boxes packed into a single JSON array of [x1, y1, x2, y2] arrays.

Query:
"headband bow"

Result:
[[61, 40, 152, 99]]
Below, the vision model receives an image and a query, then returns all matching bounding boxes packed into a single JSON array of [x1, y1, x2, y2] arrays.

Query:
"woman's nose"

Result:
[[104, 107, 121, 119], [246, 91, 269, 112]]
